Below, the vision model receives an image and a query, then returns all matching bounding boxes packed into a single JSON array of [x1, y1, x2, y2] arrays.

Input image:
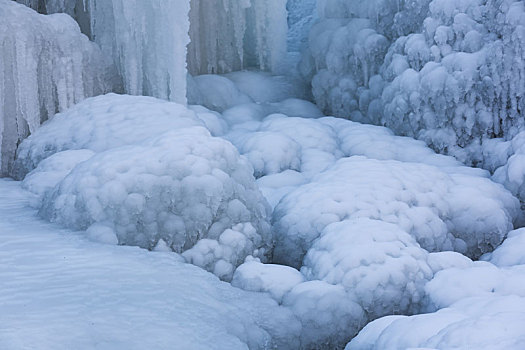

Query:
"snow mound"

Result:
[[0, 179, 302, 349], [0, 0, 113, 175], [283, 280, 366, 349], [12, 94, 203, 179], [273, 156, 519, 268], [21, 149, 95, 200], [346, 295, 525, 350], [348, 223, 525, 349], [487, 228, 525, 267], [302, 219, 434, 318], [232, 259, 305, 303], [37, 127, 271, 280], [14, 94, 273, 280]]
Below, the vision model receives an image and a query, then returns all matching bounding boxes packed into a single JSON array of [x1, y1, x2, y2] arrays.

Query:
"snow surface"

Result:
[[5, 1, 525, 347], [13, 94, 273, 281], [347, 227, 525, 349], [0, 0, 113, 176], [14, 90, 523, 347], [0, 179, 302, 350]]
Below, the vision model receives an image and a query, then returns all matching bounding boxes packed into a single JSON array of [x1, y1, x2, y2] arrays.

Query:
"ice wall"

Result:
[[17, 0, 289, 97], [187, 0, 288, 75], [0, 0, 112, 175]]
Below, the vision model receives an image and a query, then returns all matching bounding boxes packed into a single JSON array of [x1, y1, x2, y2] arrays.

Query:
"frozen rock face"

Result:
[[0, 0, 112, 176], [188, 0, 288, 75], [14, 94, 272, 281], [304, 0, 525, 166], [85, 0, 190, 104], [287, 0, 317, 53]]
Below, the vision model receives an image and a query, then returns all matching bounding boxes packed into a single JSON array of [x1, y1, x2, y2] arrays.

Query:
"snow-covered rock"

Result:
[[272, 156, 519, 268], [14, 94, 272, 280]]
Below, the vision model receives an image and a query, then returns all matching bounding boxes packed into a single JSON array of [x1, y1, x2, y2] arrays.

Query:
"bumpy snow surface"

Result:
[[13, 94, 272, 281], [12, 88, 525, 348], [0, 179, 301, 349], [5, 1, 525, 348]]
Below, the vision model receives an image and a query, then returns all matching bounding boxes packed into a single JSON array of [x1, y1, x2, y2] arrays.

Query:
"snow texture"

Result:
[[0, 179, 302, 349], [13, 94, 272, 281], [347, 226, 525, 349], [304, 0, 525, 166], [272, 156, 519, 268], [0, 0, 112, 176]]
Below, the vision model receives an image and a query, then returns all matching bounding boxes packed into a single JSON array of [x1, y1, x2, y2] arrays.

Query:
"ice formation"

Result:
[[347, 228, 525, 350], [187, 0, 288, 75], [0, 0, 112, 176], [14, 95, 272, 280], [304, 0, 525, 165], [15, 0, 290, 104]]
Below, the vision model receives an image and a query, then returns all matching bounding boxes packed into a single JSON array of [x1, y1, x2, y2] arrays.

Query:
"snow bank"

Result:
[[0, 0, 112, 176], [14, 94, 272, 280]]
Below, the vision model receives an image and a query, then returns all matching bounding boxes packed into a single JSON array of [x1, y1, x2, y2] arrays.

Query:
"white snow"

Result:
[[13, 94, 273, 281], [0, 179, 302, 350], [5, 2, 525, 348]]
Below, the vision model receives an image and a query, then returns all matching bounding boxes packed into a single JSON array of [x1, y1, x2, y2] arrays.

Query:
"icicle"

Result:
[[0, 0, 112, 175]]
